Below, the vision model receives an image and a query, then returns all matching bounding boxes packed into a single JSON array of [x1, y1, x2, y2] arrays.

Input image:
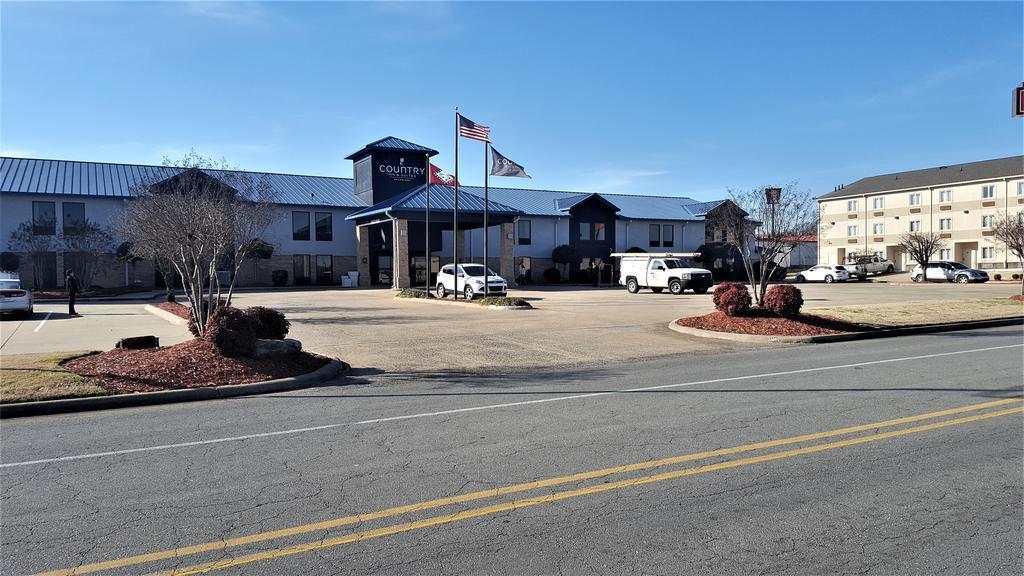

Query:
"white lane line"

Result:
[[2, 343, 1021, 469], [33, 311, 53, 332]]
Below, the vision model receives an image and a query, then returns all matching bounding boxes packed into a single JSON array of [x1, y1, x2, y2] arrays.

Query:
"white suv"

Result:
[[0, 276, 34, 318], [435, 264, 508, 300]]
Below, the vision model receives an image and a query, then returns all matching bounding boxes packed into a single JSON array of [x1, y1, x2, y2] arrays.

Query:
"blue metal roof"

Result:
[[0, 157, 364, 208], [345, 136, 438, 160], [1, 156, 728, 219], [346, 184, 522, 220]]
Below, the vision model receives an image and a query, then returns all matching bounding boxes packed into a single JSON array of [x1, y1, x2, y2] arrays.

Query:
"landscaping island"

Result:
[[396, 288, 533, 309]]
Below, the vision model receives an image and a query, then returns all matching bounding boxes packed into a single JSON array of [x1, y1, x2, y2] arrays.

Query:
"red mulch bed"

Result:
[[676, 309, 866, 337], [1010, 294, 1024, 302], [153, 301, 191, 319], [65, 339, 330, 394]]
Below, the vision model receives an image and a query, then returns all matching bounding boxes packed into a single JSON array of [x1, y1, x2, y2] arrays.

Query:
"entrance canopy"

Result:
[[345, 183, 522, 226]]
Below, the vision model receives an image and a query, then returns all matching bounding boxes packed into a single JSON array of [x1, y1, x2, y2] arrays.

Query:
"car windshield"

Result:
[[460, 265, 497, 277], [663, 259, 683, 269], [0, 280, 21, 290], [834, 266, 846, 270]]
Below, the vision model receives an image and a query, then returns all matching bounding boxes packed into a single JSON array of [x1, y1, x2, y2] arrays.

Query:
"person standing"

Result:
[[65, 269, 80, 316]]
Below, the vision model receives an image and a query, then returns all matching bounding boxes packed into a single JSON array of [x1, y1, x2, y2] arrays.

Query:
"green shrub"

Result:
[[1013, 274, 1022, 280], [245, 306, 289, 339], [396, 288, 430, 299], [271, 270, 288, 286], [762, 285, 803, 318], [203, 306, 257, 357], [543, 267, 561, 283], [475, 296, 531, 308]]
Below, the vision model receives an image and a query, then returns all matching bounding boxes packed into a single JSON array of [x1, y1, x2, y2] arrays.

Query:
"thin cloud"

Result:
[[0, 147, 36, 158], [183, 1, 276, 26]]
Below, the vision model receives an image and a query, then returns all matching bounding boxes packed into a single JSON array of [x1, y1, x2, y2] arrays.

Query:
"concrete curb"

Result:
[[396, 296, 534, 311], [0, 359, 349, 419], [668, 316, 1024, 344], [143, 304, 189, 326]]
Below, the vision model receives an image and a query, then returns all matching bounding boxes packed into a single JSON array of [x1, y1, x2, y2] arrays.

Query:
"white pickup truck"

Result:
[[846, 255, 896, 280], [613, 252, 714, 295]]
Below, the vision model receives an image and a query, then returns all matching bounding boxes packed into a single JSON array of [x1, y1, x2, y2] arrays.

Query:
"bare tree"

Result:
[[709, 184, 817, 305], [120, 151, 276, 335], [60, 219, 114, 289], [898, 231, 947, 282], [989, 213, 1024, 294], [7, 220, 56, 290]]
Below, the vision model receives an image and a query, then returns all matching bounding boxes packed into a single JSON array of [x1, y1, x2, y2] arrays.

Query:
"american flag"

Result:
[[458, 114, 490, 142]]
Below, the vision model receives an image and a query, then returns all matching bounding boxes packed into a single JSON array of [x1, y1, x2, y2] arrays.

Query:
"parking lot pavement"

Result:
[[228, 280, 1021, 374], [0, 302, 191, 355]]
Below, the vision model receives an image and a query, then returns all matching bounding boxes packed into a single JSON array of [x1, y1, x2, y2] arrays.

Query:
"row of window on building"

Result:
[[30, 200, 88, 236], [291, 211, 333, 242], [846, 213, 1009, 237], [513, 220, 679, 248], [846, 183, 1024, 212]]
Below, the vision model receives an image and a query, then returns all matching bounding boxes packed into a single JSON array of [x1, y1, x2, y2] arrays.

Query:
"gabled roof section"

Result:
[[466, 186, 707, 221], [0, 157, 365, 207], [345, 184, 522, 220], [817, 155, 1024, 201], [682, 199, 728, 217], [345, 137, 439, 160], [554, 192, 620, 213]]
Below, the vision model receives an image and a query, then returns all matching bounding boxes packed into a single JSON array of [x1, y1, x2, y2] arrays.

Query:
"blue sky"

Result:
[[2, 1, 1021, 200]]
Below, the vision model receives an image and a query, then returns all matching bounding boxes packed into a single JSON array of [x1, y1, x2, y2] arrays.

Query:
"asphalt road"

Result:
[[1, 327, 1022, 575]]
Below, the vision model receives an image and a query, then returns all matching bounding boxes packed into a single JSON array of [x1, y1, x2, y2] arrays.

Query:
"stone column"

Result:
[[356, 225, 371, 287], [393, 219, 411, 289], [499, 222, 515, 283]]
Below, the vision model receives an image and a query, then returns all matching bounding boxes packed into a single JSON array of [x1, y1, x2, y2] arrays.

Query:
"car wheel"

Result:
[[912, 274, 923, 283], [464, 285, 475, 300], [795, 275, 805, 283], [626, 278, 640, 294], [668, 280, 683, 295], [858, 275, 867, 281], [824, 275, 834, 283], [651, 287, 663, 293], [694, 287, 709, 294], [955, 275, 969, 284], [886, 265, 894, 274], [435, 283, 447, 298]]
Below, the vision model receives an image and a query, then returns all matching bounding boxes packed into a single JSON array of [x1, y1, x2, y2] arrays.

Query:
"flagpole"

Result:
[[453, 107, 459, 300], [424, 153, 430, 296], [483, 140, 490, 296]]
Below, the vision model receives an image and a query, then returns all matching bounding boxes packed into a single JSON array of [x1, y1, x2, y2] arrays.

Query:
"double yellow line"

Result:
[[36, 397, 1023, 576]]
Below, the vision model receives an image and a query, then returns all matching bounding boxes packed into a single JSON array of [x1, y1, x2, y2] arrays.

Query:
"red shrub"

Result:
[[203, 306, 257, 357], [245, 306, 290, 340], [763, 284, 804, 318], [712, 282, 752, 316]]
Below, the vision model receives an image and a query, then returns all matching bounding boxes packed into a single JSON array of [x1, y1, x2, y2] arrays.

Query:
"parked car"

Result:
[[846, 255, 896, 280], [911, 261, 989, 284], [614, 253, 714, 294], [794, 265, 851, 283], [0, 276, 33, 318], [435, 264, 508, 299]]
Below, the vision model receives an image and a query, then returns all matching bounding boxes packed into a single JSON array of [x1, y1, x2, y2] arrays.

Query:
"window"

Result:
[[846, 200, 858, 212], [846, 225, 858, 237], [662, 225, 674, 247], [939, 218, 952, 230], [909, 193, 921, 206], [315, 212, 332, 241], [517, 219, 531, 245], [909, 220, 921, 232], [718, 228, 727, 242], [872, 197, 884, 209], [873, 223, 884, 235], [981, 214, 994, 228], [292, 254, 310, 282], [292, 211, 310, 241], [1018, 182, 1023, 196], [939, 190, 952, 203], [982, 185, 995, 199], [579, 222, 591, 241], [315, 255, 333, 285], [32, 201, 56, 235], [981, 246, 995, 259], [594, 222, 606, 241], [62, 202, 86, 235], [939, 249, 951, 260], [649, 224, 661, 247]]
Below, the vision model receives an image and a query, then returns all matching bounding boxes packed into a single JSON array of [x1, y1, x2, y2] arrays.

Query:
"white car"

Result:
[[435, 264, 508, 300], [794, 265, 851, 283], [0, 277, 34, 318]]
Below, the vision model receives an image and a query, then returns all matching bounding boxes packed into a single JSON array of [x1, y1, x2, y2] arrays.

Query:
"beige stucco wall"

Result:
[[818, 177, 1024, 270]]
